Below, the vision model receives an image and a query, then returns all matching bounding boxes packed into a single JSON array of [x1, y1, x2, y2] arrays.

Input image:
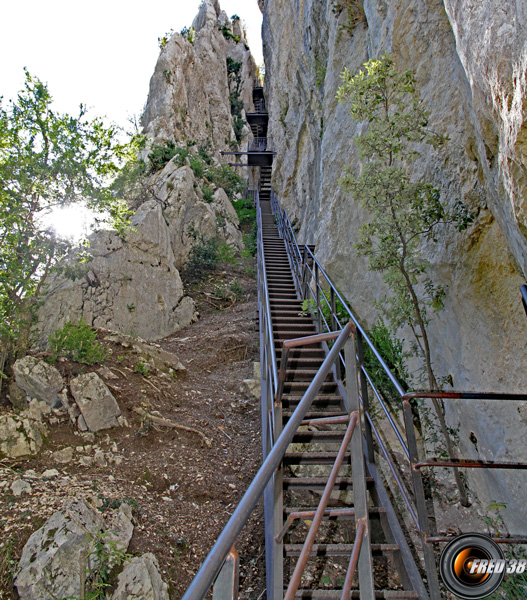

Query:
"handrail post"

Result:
[[356, 332, 375, 464], [521, 284, 527, 316], [331, 288, 342, 381], [402, 399, 442, 600], [212, 546, 239, 600], [315, 263, 321, 332], [344, 330, 375, 599]]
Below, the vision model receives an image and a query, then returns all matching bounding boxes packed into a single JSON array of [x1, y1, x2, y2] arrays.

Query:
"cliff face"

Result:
[[262, 0, 527, 531], [38, 0, 256, 343], [142, 0, 255, 150]]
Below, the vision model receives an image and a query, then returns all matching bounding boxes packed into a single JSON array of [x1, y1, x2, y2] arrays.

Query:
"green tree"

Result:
[[337, 54, 472, 505], [0, 70, 134, 383]]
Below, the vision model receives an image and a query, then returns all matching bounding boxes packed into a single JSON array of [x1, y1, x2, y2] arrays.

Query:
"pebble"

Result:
[[11, 480, 32, 496], [52, 447, 74, 464], [41, 469, 60, 479]]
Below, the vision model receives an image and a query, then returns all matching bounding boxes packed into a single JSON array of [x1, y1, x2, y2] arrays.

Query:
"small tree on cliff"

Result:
[[0, 71, 135, 384], [337, 54, 472, 505]]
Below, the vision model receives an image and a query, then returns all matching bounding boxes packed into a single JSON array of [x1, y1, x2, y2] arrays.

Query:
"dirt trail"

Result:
[[0, 263, 266, 599]]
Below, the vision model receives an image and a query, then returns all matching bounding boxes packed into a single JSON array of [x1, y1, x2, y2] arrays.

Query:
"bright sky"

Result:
[[0, 1, 263, 132]]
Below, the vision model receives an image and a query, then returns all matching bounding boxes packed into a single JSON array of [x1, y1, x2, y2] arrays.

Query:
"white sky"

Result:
[[0, 1, 263, 131]]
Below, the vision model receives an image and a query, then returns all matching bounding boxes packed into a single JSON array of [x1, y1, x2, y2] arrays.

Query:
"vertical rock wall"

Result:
[[262, 0, 527, 532]]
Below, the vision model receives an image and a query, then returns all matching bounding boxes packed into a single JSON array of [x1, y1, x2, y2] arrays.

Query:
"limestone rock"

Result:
[[13, 356, 63, 408], [0, 412, 46, 458], [52, 447, 74, 464], [70, 373, 121, 432], [142, 0, 256, 152], [11, 480, 32, 496], [262, 0, 527, 532], [7, 380, 27, 411], [111, 553, 169, 600], [37, 201, 197, 344], [15, 499, 133, 600], [104, 331, 186, 373]]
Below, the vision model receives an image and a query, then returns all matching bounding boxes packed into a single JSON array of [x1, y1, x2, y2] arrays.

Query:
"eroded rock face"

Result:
[[38, 200, 198, 344], [13, 356, 63, 408], [69, 373, 121, 432], [15, 499, 133, 600], [111, 553, 169, 600], [0, 412, 46, 458], [262, 0, 527, 531], [142, 0, 256, 149]]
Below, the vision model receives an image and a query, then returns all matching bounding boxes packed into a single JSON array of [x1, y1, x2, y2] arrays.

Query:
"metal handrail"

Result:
[[181, 325, 354, 600], [256, 197, 279, 394], [270, 194, 527, 600]]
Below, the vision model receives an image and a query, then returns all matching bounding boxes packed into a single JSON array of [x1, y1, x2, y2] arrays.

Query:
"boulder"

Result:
[[111, 553, 169, 600], [0, 413, 46, 458], [12, 356, 63, 408], [15, 499, 133, 600], [70, 373, 121, 432]]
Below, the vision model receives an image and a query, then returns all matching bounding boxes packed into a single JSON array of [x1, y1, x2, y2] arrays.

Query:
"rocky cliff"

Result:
[[38, 0, 257, 343], [261, 0, 527, 532]]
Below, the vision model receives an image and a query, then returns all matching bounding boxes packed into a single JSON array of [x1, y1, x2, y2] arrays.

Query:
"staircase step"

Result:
[[284, 543, 398, 557], [292, 591, 418, 599], [282, 477, 366, 490]]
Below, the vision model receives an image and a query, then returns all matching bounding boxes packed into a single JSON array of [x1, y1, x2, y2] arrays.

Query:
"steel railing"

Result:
[[247, 137, 273, 152], [181, 325, 358, 600], [271, 194, 527, 600]]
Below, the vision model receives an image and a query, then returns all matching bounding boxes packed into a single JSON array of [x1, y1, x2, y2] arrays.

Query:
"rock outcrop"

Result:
[[69, 372, 121, 432], [262, 0, 527, 531], [15, 499, 134, 600], [13, 356, 63, 409], [37, 0, 257, 344], [111, 554, 169, 600]]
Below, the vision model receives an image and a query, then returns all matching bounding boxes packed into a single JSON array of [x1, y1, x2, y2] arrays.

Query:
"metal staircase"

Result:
[[181, 85, 527, 600]]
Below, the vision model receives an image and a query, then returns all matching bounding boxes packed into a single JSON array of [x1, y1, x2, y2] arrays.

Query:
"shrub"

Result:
[[362, 319, 409, 407], [202, 185, 214, 203], [230, 279, 244, 300], [173, 146, 189, 167], [134, 361, 150, 377], [148, 141, 176, 171], [232, 196, 256, 226], [184, 238, 220, 282], [48, 320, 106, 365], [189, 156, 205, 178], [206, 164, 245, 200]]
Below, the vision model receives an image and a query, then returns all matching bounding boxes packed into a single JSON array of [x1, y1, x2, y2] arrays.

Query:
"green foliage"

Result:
[[148, 140, 176, 171], [134, 361, 150, 377], [48, 320, 106, 365], [173, 146, 189, 167], [363, 319, 409, 406], [0, 539, 16, 594], [483, 503, 527, 599], [197, 144, 213, 165], [301, 287, 350, 329], [242, 223, 258, 257], [202, 185, 214, 203], [184, 238, 221, 282], [226, 57, 245, 142], [314, 52, 327, 88], [183, 236, 237, 282], [158, 29, 174, 50], [180, 25, 196, 44], [232, 197, 256, 227], [337, 54, 472, 390], [230, 279, 245, 300], [220, 24, 241, 43], [331, 0, 366, 36], [338, 54, 473, 505], [206, 164, 245, 200], [0, 71, 133, 378], [189, 156, 205, 178]]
